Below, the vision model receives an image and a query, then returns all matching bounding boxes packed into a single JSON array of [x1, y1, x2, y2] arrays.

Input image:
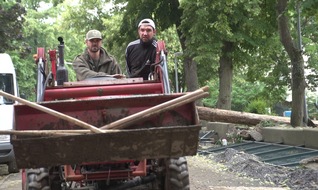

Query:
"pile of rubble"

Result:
[[208, 148, 318, 190]]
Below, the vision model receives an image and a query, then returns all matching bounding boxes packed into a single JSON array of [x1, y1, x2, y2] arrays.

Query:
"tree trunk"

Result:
[[176, 20, 202, 106], [183, 58, 199, 92], [197, 106, 315, 126], [277, 0, 305, 127], [217, 41, 234, 110]]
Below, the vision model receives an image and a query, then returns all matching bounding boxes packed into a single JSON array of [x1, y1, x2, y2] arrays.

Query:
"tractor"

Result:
[[10, 38, 207, 190]]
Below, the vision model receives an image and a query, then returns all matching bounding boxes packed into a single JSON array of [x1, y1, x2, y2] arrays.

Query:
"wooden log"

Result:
[[197, 106, 292, 125], [101, 86, 210, 130], [197, 106, 318, 127], [0, 90, 104, 133]]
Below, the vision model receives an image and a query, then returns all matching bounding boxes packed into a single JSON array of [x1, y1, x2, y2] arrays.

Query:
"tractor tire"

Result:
[[8, 160, 19, 173], [165, 157, 190, 190], [26, 168, 50, 190], [152, 157, 190, 190]]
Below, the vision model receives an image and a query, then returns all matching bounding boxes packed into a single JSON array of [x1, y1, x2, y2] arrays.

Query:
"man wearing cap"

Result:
[[73, 29, 124, 81], [125, 18, 157, 80]]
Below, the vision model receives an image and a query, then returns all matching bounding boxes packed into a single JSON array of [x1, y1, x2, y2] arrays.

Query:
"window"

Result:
[[0, 74, 14, 104]]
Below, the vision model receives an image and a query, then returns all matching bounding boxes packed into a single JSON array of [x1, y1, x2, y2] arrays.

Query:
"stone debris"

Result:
[[248, 129, 263, 141], [208, 148, 318, 190], [299, 156, 318, 170]]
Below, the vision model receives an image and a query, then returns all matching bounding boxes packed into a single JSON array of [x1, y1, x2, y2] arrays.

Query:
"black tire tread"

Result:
[[8, 160, 19, 173], [26, 168, 50, 190], [166, 157, 190, 190]]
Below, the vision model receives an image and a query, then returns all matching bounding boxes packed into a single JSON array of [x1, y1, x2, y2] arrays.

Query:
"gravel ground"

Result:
[[189, 148, 318, 190], [187, 154, 286, 190]]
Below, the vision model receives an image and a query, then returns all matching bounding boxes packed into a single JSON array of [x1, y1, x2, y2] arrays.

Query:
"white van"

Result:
[[0, 53, 19, 173]]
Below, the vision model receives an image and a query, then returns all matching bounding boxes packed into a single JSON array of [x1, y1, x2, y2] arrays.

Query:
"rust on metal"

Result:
[[12, 125, 201, 168], [14, 94, 197, 131]]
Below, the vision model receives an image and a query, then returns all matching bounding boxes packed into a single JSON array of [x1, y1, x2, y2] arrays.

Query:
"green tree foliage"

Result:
[[203, 74, 284, 113], [0, 1, 37, 100], [181, 0, 277, 74], [299, 1, 318, 91], [114, 0, 181, 44], [60, 0, 109, 33], [11, 0, 79, 100], [245, 99, 269, 114], [60, 0, 125, 68], [181, 0, 279, 109], [9, 51, 36, 100], [0, 1, 26, 53]]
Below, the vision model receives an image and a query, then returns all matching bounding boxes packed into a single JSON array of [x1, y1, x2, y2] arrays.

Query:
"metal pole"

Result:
[[161, 51, 170, 94], [174, 56, 178, 93], [36, 58, 44, 102]]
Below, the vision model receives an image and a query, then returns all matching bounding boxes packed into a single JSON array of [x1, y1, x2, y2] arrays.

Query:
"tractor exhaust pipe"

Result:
[[56, 37, 68, 85]]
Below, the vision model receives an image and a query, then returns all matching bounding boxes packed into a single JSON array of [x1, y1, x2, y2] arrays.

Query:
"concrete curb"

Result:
[[204, 122, 318, 149], [262, 127, 318, 149]]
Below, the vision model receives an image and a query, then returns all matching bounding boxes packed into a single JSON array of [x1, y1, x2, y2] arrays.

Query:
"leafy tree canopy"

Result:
[[0, 1, 26, 53]]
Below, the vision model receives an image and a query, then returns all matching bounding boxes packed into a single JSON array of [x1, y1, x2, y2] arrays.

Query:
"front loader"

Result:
[[9, 38, 207, 190]]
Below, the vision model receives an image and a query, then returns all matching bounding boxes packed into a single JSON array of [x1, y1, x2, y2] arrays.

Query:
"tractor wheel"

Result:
[[164, 157, 190, 190], [153, 157, 190, 190], [25, 168, 50, 190], [8, 160, 19, 173]]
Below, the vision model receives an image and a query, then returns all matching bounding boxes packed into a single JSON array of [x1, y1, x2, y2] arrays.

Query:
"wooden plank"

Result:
[[12, 125, 201, 169], [63, 78, 143, 87]]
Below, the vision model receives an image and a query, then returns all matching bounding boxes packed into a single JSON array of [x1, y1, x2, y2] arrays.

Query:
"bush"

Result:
[[245, 99, 268, 114]]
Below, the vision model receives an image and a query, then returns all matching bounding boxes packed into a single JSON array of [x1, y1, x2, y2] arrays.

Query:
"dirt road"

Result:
[[187, 155, 286, 190], [0, 155, 287, 190]]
